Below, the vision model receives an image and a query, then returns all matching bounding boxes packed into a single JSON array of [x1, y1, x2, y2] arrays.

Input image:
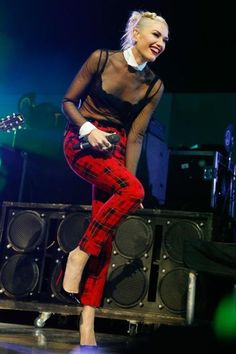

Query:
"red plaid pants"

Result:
[[63, 121, 144, 307]]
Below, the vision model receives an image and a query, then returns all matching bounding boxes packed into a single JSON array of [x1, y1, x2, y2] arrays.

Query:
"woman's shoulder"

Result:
[[144, 65, 162, 84], [89, 48, 121, 59], [83, 49, 108, 72], [87, 49, 122, 71]]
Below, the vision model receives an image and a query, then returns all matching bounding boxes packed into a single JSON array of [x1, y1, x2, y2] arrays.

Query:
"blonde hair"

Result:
[[121, 10, 168, 50]]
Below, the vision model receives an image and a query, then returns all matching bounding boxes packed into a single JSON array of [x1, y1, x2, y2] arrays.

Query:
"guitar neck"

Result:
[[0, 113, 24, 132]]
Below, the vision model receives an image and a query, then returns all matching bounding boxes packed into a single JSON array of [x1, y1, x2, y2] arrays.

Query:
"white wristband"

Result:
[[79, 121, 97, 138]]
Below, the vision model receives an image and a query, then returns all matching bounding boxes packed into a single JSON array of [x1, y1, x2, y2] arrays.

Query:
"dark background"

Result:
[[0, 3, 235, 350], [1, 0, 236, 94], [0, 0, 236, 206]]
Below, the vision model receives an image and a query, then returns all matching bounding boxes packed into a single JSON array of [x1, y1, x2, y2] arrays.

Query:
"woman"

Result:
[[61, 9, 169, 349]]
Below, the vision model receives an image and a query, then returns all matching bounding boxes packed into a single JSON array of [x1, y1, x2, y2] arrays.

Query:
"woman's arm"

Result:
[[62, 50, 115, 150], [61, 49, 102, 128], [125, 80, 164, 175]]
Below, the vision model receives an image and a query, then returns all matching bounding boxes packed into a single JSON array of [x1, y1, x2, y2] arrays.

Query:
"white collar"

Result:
[[123, 47, 147, 71]]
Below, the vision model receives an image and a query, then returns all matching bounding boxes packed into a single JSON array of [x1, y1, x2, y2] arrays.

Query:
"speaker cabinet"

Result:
[[0, 202, 223, 325], [103, 209, 216, 324], [165, 150, 235, 217], [137, 120, 169, 208], [104, 212, 161, 310], [155, 210, 214, 320], [0, 201, 91, 303]]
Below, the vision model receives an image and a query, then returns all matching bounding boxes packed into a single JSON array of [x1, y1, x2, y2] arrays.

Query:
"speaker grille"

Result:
[[164, 220, 203, 263], [0, 254, 39, 297], [7, 210, 45, 252], [57, 212, 90, 253], [106, 263, 148, 307], [158, 268, 189, 313], [114, 216, 153, 259]]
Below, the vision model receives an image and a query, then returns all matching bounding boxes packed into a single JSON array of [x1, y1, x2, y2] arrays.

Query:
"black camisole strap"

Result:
[[144, 75, 162, 100], [96, 49, 109, 75]]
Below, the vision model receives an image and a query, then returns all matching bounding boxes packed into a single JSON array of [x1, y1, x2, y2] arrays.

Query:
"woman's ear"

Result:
[[133, 28, 139, 43]]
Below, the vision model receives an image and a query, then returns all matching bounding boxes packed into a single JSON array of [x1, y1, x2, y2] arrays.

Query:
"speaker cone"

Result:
[[158, 268, 189, 313], [106, 262, 148, 307], [0, 254, 39, 297], [164, 220, 203, 263], [7, 210, 45, 252], [114, 216, 153, 259], [57, 212, 90, 253]]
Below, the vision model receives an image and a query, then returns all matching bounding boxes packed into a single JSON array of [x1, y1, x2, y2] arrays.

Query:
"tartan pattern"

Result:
[[63, 122, 145, 306]]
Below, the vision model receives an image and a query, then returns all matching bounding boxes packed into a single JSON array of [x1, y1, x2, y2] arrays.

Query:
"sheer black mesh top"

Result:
[[63, 49, 164, 131]]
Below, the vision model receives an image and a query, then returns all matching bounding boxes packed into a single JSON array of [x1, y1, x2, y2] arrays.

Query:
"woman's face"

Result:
[[133, 19, 169, 63]]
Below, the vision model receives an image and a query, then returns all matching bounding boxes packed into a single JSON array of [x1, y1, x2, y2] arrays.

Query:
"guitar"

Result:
[[0, 113, 24, 132]]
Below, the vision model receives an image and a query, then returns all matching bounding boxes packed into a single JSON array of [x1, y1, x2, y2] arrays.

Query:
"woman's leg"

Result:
[[63, 187, 112, 299], [63, 128, 144, 346], [63, 152, 144, 294], [79, 305, 97, 346], [78, 188, 110, 346], [80, 187, 114, 306]]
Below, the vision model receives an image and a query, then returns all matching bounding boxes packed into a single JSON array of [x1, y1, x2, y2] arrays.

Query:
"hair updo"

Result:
[[121, 10, 168, 50]]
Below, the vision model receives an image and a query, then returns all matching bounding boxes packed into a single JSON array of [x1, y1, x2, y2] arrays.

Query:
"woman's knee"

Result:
[[125, 177, 145, 201]]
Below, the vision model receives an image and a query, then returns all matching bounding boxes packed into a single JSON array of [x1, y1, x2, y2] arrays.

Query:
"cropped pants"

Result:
[[63, 121, 144, 307]]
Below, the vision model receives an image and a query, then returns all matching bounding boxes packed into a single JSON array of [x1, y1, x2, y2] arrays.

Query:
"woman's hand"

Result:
[[86, 129, 114, 151]]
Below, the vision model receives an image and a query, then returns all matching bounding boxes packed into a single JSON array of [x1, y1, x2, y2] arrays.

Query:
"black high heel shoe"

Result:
[[58, 255, 81, 305], [60, 288, 81, 305]]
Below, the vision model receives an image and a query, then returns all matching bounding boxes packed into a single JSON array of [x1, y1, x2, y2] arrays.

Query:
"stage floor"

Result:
[[0, 320, 144, 354], [0, 317, 235, 354]]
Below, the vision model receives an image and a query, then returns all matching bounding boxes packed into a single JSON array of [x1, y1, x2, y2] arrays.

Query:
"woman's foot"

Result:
[[79, 346, 98, 352], [63, 247, 90, 293], [60, 288, 81, 305], [79, 346, 98, 353]]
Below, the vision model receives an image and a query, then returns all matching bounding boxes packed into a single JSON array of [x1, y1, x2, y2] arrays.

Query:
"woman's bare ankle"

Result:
[[79, 329, 97, 346]]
